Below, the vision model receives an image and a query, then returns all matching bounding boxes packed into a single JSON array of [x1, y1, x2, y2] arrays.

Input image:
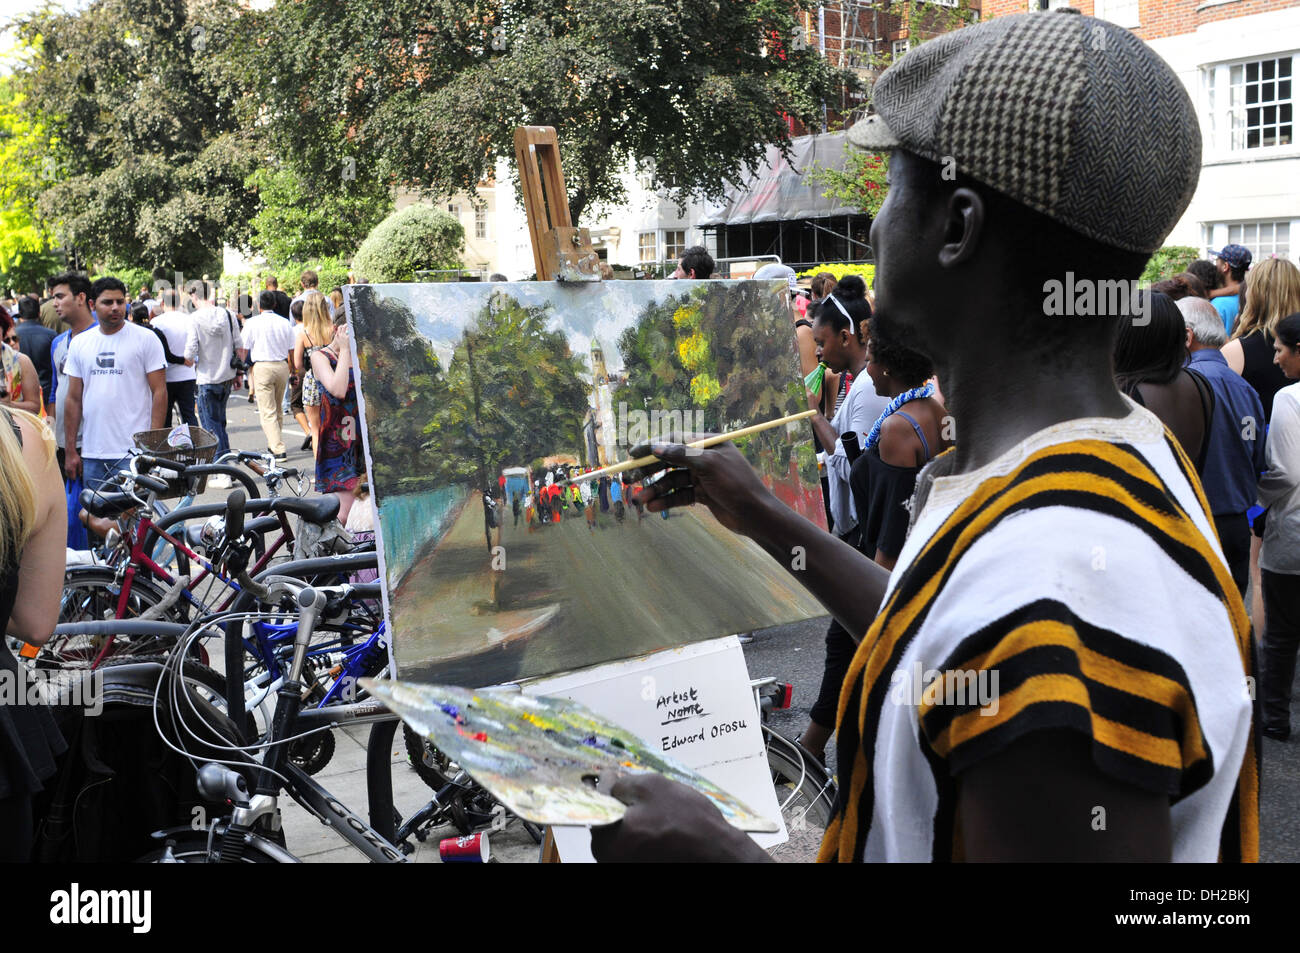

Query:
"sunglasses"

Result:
[[4, 335, 18, 346]]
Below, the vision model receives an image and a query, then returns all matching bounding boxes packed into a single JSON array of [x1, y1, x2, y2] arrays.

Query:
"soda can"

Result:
[[439, 832, 490, 863]]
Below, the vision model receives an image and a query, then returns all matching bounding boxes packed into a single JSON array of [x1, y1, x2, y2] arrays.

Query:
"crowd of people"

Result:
[[0, 268, 363, 542]]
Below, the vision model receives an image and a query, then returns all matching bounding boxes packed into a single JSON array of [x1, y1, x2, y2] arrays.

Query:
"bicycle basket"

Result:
[[131, 426, 218, 498]]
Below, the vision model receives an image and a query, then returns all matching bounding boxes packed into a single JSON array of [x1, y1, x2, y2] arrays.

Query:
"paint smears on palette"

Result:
[[361, 678, 778, 832]]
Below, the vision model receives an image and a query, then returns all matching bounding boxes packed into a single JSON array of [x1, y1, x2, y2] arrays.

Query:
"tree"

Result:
[[246, 166, 393, 266], [352, 205, 465, 282], [243, 0, 855, 223], [11, 0, 259, 276], [429, 294, 591, 488], [1141, 246, 1202, 285], [807, 2, 976, 219], [0, 75, 63, 292]]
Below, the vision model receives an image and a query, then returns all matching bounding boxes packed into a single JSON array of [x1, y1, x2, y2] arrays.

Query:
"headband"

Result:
[[823, 294, 854, 335]]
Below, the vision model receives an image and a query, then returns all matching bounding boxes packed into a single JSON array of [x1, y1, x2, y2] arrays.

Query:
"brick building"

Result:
[[981, 0, 1300, 260]]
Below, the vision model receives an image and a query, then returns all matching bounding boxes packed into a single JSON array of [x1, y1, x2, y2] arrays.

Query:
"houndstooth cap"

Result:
[[848, 9, 1201, 254]]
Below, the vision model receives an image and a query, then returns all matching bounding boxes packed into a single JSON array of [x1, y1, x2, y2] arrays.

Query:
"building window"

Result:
[[1204, 221, 1292, 261], [1028, 0, 1071, 10], [475, 207, 487, 240], [638, 232, 658, 263], [1094, 0, 1139, 28], [927, 0, 959, 6], [448, 203, 461, 217], [892, 39, 910, 60], [1204, 56, 1294, 152], [664, 230, 687, 261]]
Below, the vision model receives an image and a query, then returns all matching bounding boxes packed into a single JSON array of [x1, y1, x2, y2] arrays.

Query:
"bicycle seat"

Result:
[[272, 495, 340, 525], [80, 488, 139, 519]]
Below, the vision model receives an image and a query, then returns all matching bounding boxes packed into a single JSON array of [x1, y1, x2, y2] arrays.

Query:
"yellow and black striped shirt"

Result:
[[818, 406, 1258, 862]]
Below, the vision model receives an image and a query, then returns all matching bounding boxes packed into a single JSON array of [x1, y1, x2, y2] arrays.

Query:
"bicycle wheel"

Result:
[[764, 727, 835, 862], [403, 725, 458, 791], [41, 568, 189, 669]]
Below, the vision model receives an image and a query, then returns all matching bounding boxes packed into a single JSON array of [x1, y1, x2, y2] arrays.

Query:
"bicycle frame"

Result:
[[82, 509, 297, 667], [244, 620, 388, 711]]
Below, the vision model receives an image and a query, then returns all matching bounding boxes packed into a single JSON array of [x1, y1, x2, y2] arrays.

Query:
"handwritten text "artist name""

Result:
[[657, 687, 708, 725]]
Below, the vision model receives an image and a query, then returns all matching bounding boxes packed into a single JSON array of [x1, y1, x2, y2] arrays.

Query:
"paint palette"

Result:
[[361, 679, 779, 832]]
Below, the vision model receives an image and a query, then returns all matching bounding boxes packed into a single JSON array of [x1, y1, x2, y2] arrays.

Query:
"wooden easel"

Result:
[[514, 125, 596, 863], [513, 126, 601, 282]]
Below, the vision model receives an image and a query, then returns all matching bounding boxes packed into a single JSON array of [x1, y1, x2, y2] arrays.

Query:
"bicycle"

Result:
[[138, 582, 521, 862], [47, 476, 356, 668]]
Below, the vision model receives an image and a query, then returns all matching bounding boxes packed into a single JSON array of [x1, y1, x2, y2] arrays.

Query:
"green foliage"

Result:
[[352, 206, 465, 283], [807, 151, 889, 218], [0, 76, 63, 293], [615, 282, 805, 470], [244, 0, 855, 223], [11, 0, 259, 275], [220, 257, 352, 299], [246, 166, 392, 266], [1140, 246, 1202, 286], [96, 266, 156, 297]]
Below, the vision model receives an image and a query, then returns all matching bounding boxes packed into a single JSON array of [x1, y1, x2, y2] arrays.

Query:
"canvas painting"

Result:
[[347, 280, 826, 687]]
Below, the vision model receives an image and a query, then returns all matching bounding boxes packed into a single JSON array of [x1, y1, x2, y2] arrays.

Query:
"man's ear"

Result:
[[938, 187, 985, 269], [1185, 326, 1195, 352]]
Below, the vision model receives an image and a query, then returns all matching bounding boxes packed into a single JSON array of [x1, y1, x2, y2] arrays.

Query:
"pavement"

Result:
[[195, 388, 1300, 863]]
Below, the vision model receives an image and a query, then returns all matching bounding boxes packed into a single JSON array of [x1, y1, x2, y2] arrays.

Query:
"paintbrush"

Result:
[[560, 409, 818, 485]]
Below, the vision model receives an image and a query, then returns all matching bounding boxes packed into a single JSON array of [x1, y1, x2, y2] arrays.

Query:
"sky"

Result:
[[0, 0, 87, 71]]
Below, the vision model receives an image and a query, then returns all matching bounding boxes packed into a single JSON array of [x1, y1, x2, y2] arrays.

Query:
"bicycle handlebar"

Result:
[[51, 620, 193, 639]]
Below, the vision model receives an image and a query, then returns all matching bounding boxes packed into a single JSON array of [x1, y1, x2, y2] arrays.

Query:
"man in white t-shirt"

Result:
[[149, 289, 199, 427], [242, 289, 296, 459], [63, 276, 167, 491]]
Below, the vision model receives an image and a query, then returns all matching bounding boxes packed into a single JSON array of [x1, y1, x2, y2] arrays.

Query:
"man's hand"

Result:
[[64, 446, 81, 481], [628, 437, 779, 539], [589, 772, 771, 863]]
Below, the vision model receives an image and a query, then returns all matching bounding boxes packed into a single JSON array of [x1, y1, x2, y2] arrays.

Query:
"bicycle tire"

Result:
[[764, 727, 835, 861], [42, 568, 190, 669], [403, 725, 458, 791]]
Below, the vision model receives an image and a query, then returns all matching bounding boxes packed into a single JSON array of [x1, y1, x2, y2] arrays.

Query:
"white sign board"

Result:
[[523, 635, 787, 862]]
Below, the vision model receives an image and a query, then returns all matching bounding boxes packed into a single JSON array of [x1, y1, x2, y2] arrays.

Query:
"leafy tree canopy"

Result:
[[246, 165, 393, 267], [10, 0, 258, 275], [243, 0, 854, 222]]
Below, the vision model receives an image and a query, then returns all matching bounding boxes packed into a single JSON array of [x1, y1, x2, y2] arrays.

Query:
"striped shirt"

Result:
[[818, 402, 1257, 863]]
